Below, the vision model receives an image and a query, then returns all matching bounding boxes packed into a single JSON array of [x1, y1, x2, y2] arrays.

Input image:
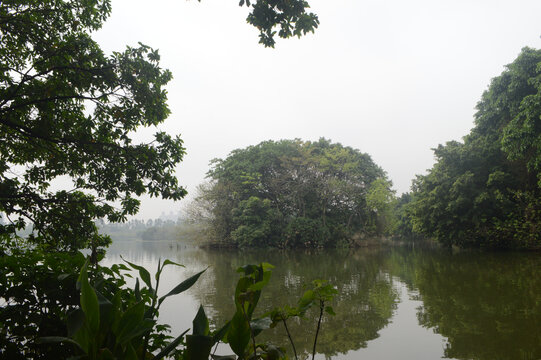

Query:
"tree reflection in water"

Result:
[[189, 248, 399, 359], [105, 241, 541, 360], [389, 249, 541, 360]]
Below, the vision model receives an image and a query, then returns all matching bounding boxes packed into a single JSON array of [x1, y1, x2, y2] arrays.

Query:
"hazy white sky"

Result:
[[93, 0, 541, 219]]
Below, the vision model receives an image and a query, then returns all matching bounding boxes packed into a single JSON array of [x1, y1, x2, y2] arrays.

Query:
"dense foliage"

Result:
[[408, 48, 541, 249], [0, 0, 186, 251], [191, 139, 395, 248]]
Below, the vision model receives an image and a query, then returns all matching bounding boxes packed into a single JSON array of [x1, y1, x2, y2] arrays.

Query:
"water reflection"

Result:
[[188, 248, 399, 359], [390, 250, 541, 360], [104, 241, 541, 360]]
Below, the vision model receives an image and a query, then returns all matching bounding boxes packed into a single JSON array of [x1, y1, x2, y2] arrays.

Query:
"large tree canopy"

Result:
[[0, 0, 318, 251], [409, 47, 541, 249], [191, 139, 394, 248], [0, 0, 185, 250]]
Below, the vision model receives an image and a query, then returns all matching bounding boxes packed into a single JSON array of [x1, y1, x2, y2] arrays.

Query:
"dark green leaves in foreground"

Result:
[[27, 253, 338, 360], [35, 255, 207, 359]]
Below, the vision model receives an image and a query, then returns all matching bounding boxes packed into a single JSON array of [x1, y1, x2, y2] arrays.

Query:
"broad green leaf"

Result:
[[185, 334, 214, 360], [298, 289, 316, 313], [72, 322, 91, 354], [162, 259, 184, 268], [78, 259, 100, 335], [262, 344, 285, 360], [115, 301, 145, 343], [111, 291, 122, 332], [125, 342, 138, 360], [152, 328, 189, 360], [159, 268, 206, 304], [227, 310, 251, 357], [193, 305, 209, 336], [67, 309, 85, 337], [212, 321, 231, 344], [35, 336, 84, 351], [58, 274, 70, 281], [237, 264, 258, 275], [134, 278, 141, 302], [260, 262, 274, 271], [99, 348, 115, 360], [117, 318, 155, 344], [96, 290, 114, 329], [324, 305, 336, 316], [121, 256, 152, 290]]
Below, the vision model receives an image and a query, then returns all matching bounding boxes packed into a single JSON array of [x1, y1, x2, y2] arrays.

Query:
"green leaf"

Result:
[[117, 319, 155, 344], [115, 301, 146, 344], [162, 259, 184, 268], [262, 345, 285, 360], [193, 305, 209, 336], [58, 273, 70, 281], [152, 328, 190, 360], [125, 342, 138, 360], [226, 310, 251, 357], [212, 321, 231, 344], [99, 348, 115, 360], [67, 309, 85, 337], [36, 336, 85, 353], [78, 259, 100, 335], [122, 256, 152, 290], [185, 334, 214, 360], [298, 289, 315, 311], [134, 278, 141, 302], [324, 306, 336, 316], [159, 268, 206, 304]]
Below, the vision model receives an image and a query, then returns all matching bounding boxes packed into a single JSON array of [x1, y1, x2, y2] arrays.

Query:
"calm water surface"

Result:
[[104, 240, 541, 360]]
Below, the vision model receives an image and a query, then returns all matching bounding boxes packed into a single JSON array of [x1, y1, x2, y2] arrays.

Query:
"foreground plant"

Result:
[[268, 280, 338, 360], [34, 257, 336, 359], [37, 257, 207, 359], [211, 264, 337, 360]]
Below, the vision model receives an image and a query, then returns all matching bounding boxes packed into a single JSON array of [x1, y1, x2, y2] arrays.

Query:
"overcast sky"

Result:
[[93, 0, 541, 220]]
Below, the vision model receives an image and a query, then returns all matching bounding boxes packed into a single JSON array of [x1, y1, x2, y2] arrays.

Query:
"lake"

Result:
[[104, 240, 541, 360]]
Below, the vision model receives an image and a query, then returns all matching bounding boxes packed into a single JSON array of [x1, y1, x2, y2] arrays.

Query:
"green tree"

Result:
[[366, 178, 396, 235], [193, 139, 391, 248], [0, 0, 185, 251], [409, 48, 541, 249]]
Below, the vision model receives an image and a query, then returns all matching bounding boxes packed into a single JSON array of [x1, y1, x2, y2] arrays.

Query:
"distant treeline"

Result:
[[97, 218, 201, 242], [188, 48, 541, 250]]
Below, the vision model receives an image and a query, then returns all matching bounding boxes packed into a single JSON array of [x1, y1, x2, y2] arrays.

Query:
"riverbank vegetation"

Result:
[[406, 48, 541, 250]]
